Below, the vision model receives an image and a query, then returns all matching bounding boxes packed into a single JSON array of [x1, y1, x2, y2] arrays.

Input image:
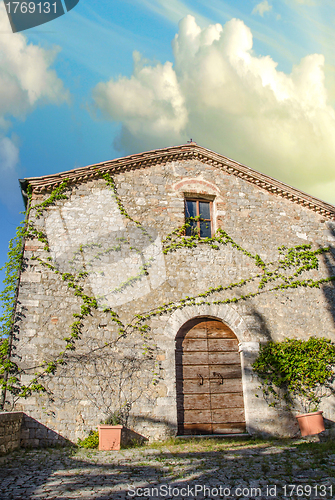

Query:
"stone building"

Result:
[[10, 143, 335, 443]]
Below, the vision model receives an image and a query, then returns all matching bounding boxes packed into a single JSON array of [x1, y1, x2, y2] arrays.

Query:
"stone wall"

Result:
[[0, 412, 70, 454], [0, 412, 23, 454], [20, 414, 70, 448], [9, 158, 335, 443]]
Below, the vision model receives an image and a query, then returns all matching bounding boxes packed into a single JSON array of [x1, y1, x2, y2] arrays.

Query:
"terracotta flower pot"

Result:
[[98, 425, 123, 450], [296, 411, 325, 437]]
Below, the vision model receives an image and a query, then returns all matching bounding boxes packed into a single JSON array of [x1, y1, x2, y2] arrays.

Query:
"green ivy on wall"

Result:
[[1, 171, 335, 408]]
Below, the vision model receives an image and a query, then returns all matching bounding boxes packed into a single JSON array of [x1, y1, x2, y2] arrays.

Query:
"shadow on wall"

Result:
[[23, 414, 177, 448], [21, 414, 71, 448], [248, 307, 272, 341], [127, 414, 177, 438], [321, 223, 335, 327], [121, 428, 149, 447], [323, 417, 335, 436], [6, 409, 335, 457], [246, 307, 304, 434], [93, 413, 335, 441]]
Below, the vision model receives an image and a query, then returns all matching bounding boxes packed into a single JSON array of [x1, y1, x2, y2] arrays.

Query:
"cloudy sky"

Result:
[[1, 0, 335, 291]]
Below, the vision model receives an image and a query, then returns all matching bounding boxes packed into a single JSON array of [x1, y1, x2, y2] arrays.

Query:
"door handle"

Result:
[[212, 372, 223, 385], [197, 373, 204, 386]]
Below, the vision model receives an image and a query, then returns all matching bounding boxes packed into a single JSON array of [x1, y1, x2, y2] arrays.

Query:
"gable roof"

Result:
[[20, 143, 335, 220]]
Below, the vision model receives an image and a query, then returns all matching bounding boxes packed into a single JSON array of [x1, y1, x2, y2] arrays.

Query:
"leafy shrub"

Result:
[[77, 430, 99, 449], [252, 337, 335, 412]]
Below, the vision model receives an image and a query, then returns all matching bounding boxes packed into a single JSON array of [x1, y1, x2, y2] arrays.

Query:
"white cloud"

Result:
[[92, 15, 335, 202], [0, 4, 69, 209], [0, 137, 22, 209], [0, 4, 69, 127], [252, 1, 272, 17], [93, 51, 188, 151], [0, 137, 19, 172]]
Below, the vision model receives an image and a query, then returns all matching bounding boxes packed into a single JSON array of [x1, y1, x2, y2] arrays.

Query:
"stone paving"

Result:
[[0, 437, 335, 500]]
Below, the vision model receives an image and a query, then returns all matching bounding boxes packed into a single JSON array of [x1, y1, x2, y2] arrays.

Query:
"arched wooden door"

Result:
[[175, 318, 246, 435]]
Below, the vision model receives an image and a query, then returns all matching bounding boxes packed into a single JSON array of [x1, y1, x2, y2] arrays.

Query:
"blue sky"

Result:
[[1, 0, 335, 296]]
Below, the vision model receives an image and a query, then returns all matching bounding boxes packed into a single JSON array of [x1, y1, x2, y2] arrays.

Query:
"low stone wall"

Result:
[[0, 411, 23, 454], [0, 412, 70, 454], [20, 413, 69, 448]]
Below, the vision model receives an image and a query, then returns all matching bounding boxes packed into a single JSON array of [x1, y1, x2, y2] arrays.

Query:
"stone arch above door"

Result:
[[163, 303, 249, 343]]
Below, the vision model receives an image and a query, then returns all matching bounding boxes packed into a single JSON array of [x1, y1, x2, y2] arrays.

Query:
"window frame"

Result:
[[184, 198, 213, 238]]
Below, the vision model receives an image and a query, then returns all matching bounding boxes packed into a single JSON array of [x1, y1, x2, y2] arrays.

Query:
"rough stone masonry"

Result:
[[7, 143, 335, 444]]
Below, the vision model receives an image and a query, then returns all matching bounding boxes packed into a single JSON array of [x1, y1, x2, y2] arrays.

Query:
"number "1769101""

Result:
[[5, 2, 58, 14]]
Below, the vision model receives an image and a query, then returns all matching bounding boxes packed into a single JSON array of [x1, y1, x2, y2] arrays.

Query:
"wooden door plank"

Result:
[[212, 423, 246, 433], [183, 424, 212, 434], [208, 352, 241, 364], [208, 365, 242, 379], [177, 365, 210, 379], [184, 323, 207, 339], [210, 379, 243, 394], [211, 408, 245, 423], [183, 394, 211, 409], [208, 339, 239, 351], [184, 409, 212, 423], [178, 351, 210, 365], [210, 393, 244, 408], [177, 339, 208, 351], [207, 321, 237, 339], [181, 379, 211, 394]]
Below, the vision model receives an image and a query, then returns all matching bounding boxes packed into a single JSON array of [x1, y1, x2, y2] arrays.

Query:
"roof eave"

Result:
[[20, 143, 335, 220]]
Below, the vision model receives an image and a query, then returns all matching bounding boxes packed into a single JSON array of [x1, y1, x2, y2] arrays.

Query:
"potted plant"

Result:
[[252, 337, 335, 436], [98, 405, 130, 451]]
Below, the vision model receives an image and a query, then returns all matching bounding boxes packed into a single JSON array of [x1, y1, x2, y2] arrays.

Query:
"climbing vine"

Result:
[[100, 171, 153, 243], [1, 170, 335, 409], [0, 181, 72, 405], [163, 223, 266, 270], [0, 219, 27, 406]]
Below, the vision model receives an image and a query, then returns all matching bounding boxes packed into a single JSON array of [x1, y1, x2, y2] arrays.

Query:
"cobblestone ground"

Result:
[[0, 437, 335, 500]]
